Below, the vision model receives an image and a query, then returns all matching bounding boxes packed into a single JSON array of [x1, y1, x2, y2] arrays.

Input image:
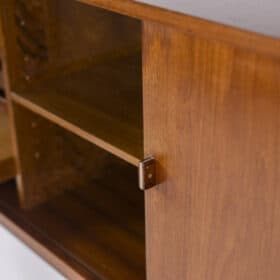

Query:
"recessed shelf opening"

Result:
[[7, 103, 146, 280], [1, 0, 146, 278], [7, 0, 143, 163]]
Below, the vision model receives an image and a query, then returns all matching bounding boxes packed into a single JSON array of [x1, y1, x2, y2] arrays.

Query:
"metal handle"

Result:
[[138, 156, 156, 190]]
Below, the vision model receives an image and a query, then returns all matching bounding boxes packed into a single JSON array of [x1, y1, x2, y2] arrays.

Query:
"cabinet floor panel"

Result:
[[0, 180, 145, 280]]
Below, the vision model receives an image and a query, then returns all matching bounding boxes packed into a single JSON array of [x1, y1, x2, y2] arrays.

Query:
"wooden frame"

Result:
[[0, 11, 15, 183], [0, 101, 15, 182]]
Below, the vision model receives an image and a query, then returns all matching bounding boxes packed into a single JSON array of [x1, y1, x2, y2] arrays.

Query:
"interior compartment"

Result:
[[9, 103, 145, 279], [5, 0, 143, 160], [1, 1, 145, 277]]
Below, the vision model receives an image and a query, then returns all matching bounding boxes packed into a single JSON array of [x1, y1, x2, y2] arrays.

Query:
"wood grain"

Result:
[[144, 21, 280, 280], [2, 1, 280, 279]]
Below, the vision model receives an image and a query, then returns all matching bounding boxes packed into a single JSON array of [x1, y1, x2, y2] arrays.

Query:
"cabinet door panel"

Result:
[[143, 21, 280, 280]]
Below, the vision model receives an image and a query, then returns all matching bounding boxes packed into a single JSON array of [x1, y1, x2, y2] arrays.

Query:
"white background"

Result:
[[0, 225, 66, 280], [137, 0, 280, 38]]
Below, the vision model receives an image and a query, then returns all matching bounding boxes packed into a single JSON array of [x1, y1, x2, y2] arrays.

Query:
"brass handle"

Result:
[[138, 157, 156, 190]]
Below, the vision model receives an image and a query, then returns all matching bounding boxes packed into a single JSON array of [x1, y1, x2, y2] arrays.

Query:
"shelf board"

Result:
[[12, 92, 140, 166], [0, 180, 145, 280], [11, 53, 143, 166], [0, 102, 15, 182]]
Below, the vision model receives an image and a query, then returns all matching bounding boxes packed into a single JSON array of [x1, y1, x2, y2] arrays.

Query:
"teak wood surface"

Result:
[[1, 0, 280, 279], [0, 6, 15, 182], [144, 21, 280, 280]]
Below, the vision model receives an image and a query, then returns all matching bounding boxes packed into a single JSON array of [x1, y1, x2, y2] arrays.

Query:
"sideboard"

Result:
[[1, 0, 280, 279]]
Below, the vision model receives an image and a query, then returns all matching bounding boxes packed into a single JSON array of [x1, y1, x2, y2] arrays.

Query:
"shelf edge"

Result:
[[11, 92, 140, 167]]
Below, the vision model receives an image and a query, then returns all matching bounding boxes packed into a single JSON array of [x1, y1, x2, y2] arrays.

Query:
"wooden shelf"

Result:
[[0, 102, 15, 182], [0, 179, 145, 280], [12, 53, 143, 166]]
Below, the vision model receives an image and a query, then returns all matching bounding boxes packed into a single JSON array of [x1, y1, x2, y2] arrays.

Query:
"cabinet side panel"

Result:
[[143, 21, 280, 280]]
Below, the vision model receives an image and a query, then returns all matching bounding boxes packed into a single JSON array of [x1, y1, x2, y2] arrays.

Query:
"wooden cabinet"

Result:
[[1, 1, 280, 279]]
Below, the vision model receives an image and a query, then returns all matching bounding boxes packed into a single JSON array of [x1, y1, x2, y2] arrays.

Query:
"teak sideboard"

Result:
[[1, 0, 280, 279]]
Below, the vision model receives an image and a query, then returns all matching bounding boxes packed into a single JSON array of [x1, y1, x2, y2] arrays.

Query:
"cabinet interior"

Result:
[[2, 103, 145, 279], [6, 0, 143, 162], [1, 0, 145, 279]]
